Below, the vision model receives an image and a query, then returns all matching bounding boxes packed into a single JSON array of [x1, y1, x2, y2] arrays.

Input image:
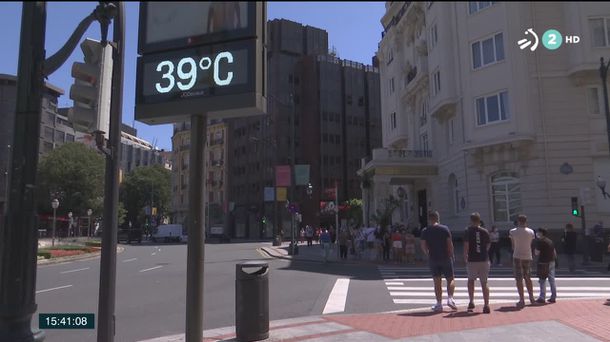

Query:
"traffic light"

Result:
[[571, 197, 580, 217], [262, 216, 267, 225], [68, 38, 113, 138]]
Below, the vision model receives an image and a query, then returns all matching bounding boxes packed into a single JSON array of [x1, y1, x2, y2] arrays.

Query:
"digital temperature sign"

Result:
[[135, 37, 265, 124]]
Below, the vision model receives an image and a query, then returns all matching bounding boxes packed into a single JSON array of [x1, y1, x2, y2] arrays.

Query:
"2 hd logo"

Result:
[[517, 28, 580, 52]]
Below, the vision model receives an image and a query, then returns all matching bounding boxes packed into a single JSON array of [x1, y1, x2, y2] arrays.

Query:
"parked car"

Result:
[[152, 224, 186, 243], [118, 227, 143, 244]]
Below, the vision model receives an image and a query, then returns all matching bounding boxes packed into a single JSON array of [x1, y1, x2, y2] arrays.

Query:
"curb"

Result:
[[37, 245, 125, 266], [259, 246, 430, 266]]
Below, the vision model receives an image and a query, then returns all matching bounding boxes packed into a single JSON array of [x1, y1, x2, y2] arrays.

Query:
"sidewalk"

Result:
[[261, 241, 609, 272], [141, 299, 610, 341]]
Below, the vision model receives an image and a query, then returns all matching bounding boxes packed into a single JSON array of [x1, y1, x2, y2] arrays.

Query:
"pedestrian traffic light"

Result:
[[571, 197, 580, 217], [262, 216, 267, 225], [68, 38, 113, 138]]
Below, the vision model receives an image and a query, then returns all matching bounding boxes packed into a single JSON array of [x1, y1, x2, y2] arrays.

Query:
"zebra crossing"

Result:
[[378, 266, 610, 306]]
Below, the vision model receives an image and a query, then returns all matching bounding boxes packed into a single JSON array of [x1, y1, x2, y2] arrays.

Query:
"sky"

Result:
[[0, 2, 385, 151]]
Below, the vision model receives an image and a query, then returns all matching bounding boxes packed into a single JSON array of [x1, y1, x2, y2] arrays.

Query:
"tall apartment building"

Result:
[[228, 19, 382, 239], [171, 119, 229, 232], [360, 2, 610, 233]]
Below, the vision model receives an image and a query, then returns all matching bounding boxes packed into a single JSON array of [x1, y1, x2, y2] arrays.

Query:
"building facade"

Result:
[[227, 19, 382, 239], [171, 119, 229, 233], [361, 2, 610, 234]]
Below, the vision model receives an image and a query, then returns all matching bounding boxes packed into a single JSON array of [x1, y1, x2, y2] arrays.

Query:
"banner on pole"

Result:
[[323, 187, 336, 200], [294, 164, 310, 186], [275, 165, 291, 187], [264, 187, 275, 202], [276, 187, 287, 202]]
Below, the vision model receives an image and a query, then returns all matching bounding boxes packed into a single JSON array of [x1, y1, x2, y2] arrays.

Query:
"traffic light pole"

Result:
[[97, 2, 124, 342], [0, 3, 47, 341]]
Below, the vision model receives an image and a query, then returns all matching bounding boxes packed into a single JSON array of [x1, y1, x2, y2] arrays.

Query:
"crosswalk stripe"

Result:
[[382, 277, 610, 281], [388, 292, 610, 297], [393, 299, 515, 305], [386, 286, 610, 291]]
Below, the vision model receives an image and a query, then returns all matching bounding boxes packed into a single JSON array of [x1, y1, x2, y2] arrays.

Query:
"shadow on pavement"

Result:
[[398, 311, 444, 317], [496, 306, 522, 312], [443, 311, 481, 318], [275, 258, 384, 281]]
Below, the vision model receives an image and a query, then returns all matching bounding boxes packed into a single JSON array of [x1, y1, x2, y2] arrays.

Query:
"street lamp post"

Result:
[[87, 208, 93, 238], [68, 211, 73, 237], [600, 57, 610, 156], [51, 198, 59, 247]]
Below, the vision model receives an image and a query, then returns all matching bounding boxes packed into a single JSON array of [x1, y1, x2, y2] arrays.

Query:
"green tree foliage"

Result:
[[370, 195, 400, 233], [37, 143, 105, 217], [120, 165, 171, 226], [344, 198, 363, 227]]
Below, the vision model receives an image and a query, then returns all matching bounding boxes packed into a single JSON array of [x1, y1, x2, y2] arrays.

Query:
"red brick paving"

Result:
[[325, 299, 610, 341]]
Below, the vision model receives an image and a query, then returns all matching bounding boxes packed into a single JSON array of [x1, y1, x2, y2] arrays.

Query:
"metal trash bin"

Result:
[[235, 261, 269, 341]]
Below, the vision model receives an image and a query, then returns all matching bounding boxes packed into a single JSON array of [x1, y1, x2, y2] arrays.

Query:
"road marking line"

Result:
[[60, 267, 90, 274], [36, 285, 72, 294], [385, 282, 405, 286], [139, 265, 163, 273], [122, 258, 137, 263], [151, 252, 157, 256], [322, 278, 350, 314]]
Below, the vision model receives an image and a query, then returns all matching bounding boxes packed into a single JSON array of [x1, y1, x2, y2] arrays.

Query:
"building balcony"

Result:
[[179, 144, 190, 151], [359, 148, 438, 182], [211, 159, 224, 167], [209, 138, 224, 146], [403, 58, 428, 96]]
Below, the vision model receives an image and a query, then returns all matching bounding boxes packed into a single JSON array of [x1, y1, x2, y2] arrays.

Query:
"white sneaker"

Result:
[[431, 303, 443, 312], [447, 298, 457, 311]]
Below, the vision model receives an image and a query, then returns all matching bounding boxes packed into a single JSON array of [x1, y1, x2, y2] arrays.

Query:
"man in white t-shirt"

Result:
[[509, 214, 536, 308]]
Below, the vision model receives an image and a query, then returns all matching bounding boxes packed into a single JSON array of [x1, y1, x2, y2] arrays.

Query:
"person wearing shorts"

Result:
[[392, 229, 403, 263], [420, 211, 457, 312], [463, 213, 491, 314], [510, 214, 536, 308]]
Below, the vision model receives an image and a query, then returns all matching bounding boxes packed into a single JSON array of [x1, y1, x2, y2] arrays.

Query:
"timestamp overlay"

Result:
[[39, 313, 95, 329]]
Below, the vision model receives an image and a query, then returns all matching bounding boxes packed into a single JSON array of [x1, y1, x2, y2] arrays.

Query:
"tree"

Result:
[[370, 195, 400, 233], [120, 165, 171, 227], [344, 198, 363, 228], [37, 142, 105, 217]]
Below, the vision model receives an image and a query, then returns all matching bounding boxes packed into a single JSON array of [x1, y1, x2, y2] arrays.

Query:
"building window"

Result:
[[420, 133, 429, 151], [429, 24, 438, 50], [43, 126, 54, 140], [476, 91, 509, 126], [590, 17, 610, 47], [469, 1, 496, 15], [323, 133, 328, 143], [448, 118, 455, 144], [43, 141, 53, 154], [358, 96, 364, 106], [420, 99, 428, 126], [449, 174, 459, 214], [66, 134, 75, 142], [491, 172, 521, 223], [54, 130, 65, 143], [587, 87, 602, 114], [390, 112, 397, 130], [432, 71, 441, 96], [389, 78, 395, 94], [387, 48, 394, 65], [472, 32, 504, 69], [347, 95, 353, 105]]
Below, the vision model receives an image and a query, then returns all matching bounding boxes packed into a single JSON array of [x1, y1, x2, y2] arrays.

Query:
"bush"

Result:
[[38, 251, 51, 259], [85, 241, 102, 247]]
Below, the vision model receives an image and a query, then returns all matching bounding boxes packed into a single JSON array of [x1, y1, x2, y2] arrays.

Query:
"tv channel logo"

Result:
[[518, 28, 580, 51]]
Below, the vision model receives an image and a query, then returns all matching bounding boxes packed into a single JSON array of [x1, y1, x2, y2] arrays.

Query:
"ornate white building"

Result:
[[360, 2, 610, 234]]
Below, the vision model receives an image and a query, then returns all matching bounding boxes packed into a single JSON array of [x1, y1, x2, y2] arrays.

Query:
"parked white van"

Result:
[[152, 224, 186, 243]]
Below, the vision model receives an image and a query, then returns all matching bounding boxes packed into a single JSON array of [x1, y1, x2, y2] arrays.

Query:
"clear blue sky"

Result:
[[0, 2, 385, 151]]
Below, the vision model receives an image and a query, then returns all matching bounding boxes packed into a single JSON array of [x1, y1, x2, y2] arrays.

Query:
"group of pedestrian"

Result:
[[421, 211, 561, 313]]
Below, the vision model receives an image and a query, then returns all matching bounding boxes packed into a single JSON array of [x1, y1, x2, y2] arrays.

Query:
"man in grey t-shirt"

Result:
[[421, 211, 457, 312]]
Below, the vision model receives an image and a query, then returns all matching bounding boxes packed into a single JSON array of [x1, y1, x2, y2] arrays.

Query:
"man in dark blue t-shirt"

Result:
[[420, 211, 456, 312]]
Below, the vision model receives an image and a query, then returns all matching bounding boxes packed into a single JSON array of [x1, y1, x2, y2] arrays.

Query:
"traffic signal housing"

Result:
[[68, 38, 113, 138], [571, 197, 580, 217]]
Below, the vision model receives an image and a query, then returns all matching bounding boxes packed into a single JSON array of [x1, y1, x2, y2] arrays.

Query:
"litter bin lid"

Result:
[[237, 260, 268, 268]]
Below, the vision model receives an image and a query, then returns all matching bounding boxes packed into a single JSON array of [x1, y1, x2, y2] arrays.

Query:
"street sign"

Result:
[[138, 2, 258, 55], [135, 2, 266, 124]]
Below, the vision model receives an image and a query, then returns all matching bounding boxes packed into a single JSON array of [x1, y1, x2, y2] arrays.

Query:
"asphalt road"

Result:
[[33, 241, 610, 342]]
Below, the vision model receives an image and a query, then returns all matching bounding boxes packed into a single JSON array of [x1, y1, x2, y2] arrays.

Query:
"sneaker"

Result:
[[547, 298, 556, 303], [467, 302, 475, 312], [516, 300, 525, 308], [447, 298, 457, 311], [529, 296, 536, 305], [431, 303, 443, 312], [483, 306, 491, 314], [535, 298, 545, 304]]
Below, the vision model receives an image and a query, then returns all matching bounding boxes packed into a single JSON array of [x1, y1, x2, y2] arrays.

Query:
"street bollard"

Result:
[[235, 261, 269, 341]]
